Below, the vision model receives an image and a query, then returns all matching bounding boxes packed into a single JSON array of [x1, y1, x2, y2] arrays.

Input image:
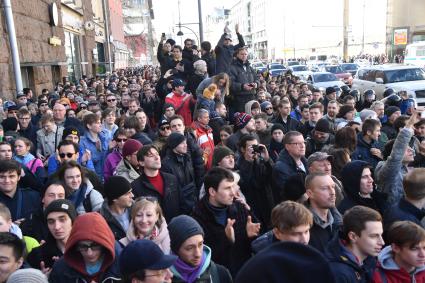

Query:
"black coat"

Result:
[[383, 198, 425, 231], [237, 157, 274, 229], [271, 115, 303, 134], [202, 52, 217, 77], [131, 171, 181, 222], [18, 123, 38, 154], [161, 149, 197, 214], [228, 59, 258, 113], [99, 201, 129, 240], [157, 43, 173, 75], [172, 261, 232, 283], [192, 197, 254, 277], [185, 131, 205, 190], [308, 207, 342, 253], [215, 33, 245, 74], [27, 237, 63, 269], [20, 208, 49, 242], [0, 187, 40, 221]]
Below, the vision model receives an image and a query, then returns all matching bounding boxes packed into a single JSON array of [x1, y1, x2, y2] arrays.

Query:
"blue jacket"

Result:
[[325, 235, 377, 283], [251, 230, 279, 254], [0, 187, 40, 221], [351, 134, 382, 170], [290, 107, 302, 121], [79, 131, 109, 180], [383, 198, 425, 231], [47, 147, 95, 175]]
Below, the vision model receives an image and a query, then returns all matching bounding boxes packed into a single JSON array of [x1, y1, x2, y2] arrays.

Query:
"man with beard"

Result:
[[322, 100, 339, 133]]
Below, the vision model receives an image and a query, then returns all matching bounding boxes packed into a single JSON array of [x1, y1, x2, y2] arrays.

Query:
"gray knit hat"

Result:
[[168, 215, 204, 253], [6, 268, 48, 283]]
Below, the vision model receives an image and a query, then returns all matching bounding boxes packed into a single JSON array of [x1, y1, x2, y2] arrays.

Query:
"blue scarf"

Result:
[[14, 152, 35, 167], [67, 183, 88, 209]]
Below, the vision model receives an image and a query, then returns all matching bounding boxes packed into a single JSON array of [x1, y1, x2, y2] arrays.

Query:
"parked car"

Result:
[[320, 65, 353, 85], [289, 65, 313, 81], [268, 64, 286, 77], [340, 63, 360, 76], [352, 64, 425, 105], [252, 61, 267, 73], [306, 72, 346, 90]]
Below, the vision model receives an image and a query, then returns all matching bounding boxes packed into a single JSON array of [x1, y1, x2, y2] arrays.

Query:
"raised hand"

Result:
[[225, 218, 236, 243], [246, 215, 261, 238]]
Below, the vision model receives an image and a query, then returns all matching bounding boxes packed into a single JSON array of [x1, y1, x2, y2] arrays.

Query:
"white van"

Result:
[[405, 41, 425, 69]]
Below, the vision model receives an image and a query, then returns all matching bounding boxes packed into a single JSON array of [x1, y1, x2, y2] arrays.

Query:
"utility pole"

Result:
[[362, 0, 366, 53], [101, 0, 112, 73], [3, 0, 23, 94], [343, 0, 349, 62], [197, 0, 203, 42]]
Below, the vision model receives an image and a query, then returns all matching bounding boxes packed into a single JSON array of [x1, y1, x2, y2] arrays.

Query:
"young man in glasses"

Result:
[[17, 108, 38, 155], [49, 212, 121, 283], [105, 93, 121, 118], [47, 128, 94, 176], [152, 119, 171, 154]]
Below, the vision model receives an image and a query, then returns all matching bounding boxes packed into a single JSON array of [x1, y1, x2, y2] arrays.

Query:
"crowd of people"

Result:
[[0, 23, 424, 283]]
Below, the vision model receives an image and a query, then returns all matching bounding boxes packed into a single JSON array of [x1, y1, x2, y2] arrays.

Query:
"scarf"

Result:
[[171, 246, 211, 283], [14, 152, 35, 167], [67, 183, 88, 210]]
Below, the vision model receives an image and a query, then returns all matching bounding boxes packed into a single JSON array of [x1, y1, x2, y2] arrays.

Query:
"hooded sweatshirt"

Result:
[[372, 245, 425, 283], [339, 160, 387, 215], [63, 212, 116, 282], [244, 100, 260, 116]]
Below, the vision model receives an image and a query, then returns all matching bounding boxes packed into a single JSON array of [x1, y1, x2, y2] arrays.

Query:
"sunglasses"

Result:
[[107, 99, 116, 102], [116, 138, 127, 143], [59, 153, 74, 158], [160, 125, 170, 131], [265, 107, 273, 110], [77, 242, 102, 252]]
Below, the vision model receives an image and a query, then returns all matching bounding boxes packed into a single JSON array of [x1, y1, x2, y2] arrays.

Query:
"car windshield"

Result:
[[314, 73, 338, 82], [325, 66, 344, 74], [292, 66, 308, 71], [341, 64, 358, 71], [270, 64, 285, 70], [252, 63, 264, 68], [384, 68, 425, 83], [287, 61, 298, 66]]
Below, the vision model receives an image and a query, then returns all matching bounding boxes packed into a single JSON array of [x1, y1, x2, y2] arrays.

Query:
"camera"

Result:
[[252, 144, 265, 153]]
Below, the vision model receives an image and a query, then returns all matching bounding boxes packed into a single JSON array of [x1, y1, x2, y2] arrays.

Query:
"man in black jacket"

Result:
[[17, 108, 38, 155], [215, 23, 245, 74], [161, 133, 197, 214], [131, 145, 181, 221], [99, 176, 133, 240], [272, 98, 303, 134], [228, 47, 258, 114], [192, 167, 260, 276], [201, 41, 216, 76]]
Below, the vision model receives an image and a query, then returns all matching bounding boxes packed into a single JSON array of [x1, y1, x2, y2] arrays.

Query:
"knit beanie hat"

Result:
[[271, 123, 285, 134], [6, 268, 48, 283], [2, 117, 18, 132], [122, 139, 143, 158], [385, 106, 401, 118], [234, 112, 252, 130], [104, 176, 132, 201], [168, 215, 204, 253], [314, 119, 332, 134], [212, 146, 234, 166], [203, 84, 217, 100], [62, 126, 81, 140], [44, 199, 77, 222], [167, 132, 186, 149], [260, 101, 272, 111]]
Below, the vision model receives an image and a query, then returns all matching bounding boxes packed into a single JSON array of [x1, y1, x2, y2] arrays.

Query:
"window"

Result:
[[64, 31, 82, 82]]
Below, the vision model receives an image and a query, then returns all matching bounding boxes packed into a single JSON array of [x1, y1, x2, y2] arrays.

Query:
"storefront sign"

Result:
[[49, 36, 62, 46], [394, 28, 408, 45]]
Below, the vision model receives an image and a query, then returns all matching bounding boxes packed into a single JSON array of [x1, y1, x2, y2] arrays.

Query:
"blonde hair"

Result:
[[131, 198, 164, 227], [212, 73, 230, 97]]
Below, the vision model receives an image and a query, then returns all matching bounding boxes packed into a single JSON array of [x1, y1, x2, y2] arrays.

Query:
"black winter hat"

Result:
[[385, 105, 401, 118], [44, 199, 77, 222], [212, 146, 234, 166], [314, 119, 332, 134], [104, 176, 132, 201], [271, 123, 285, 134], [326, 86, 336, 95], [167, 132, 186, 149], [235, 241, 336, 283], [168, 215, 204, 253], [62, 126, 81, 140]]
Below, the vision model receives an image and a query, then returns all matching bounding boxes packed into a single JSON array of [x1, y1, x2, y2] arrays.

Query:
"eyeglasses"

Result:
[[18, 117, 31, 120], [160, 125, 170, 131], [107, 99, 116, 102], [116, 138, 127, 143], [265, 107, 273, 111], [77, 242, 102, 252], [59, 153, 74, 158]]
